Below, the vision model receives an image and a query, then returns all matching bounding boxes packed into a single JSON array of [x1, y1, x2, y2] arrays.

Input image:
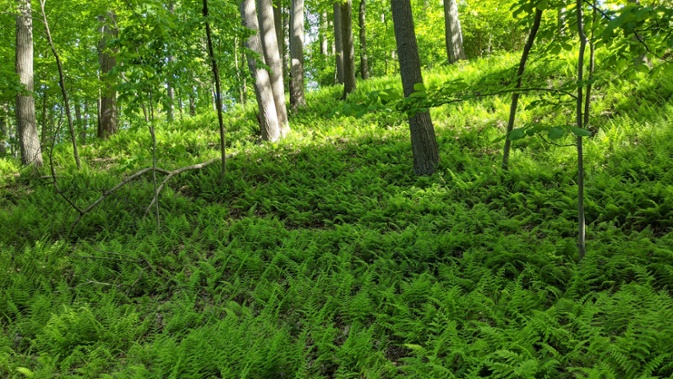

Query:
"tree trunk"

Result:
[[273, 0, 287, 81], [81, 100, 88, 144], [40, 90, 48, 147], [358, 0, 369, 79], [341, 0, 356, 98], [74, 100, 82, 143], [575, 0, 587, 259], [39, 0, 80, 168], [0, 104, 7, 157], [15, 0, 42, 167], [166, 1, 175, 122], [289, 0, 306, 109], [257, 0, 290, 135], [320, 11, 329, 56], [443, 0, 466, 63], [333, 2, 344, 84], [98, 11, 118, 139], [241, 0, 281, 142], [203, 0, 227, 180], [189, 89, 196, 116], [501, 9, 542, 170], [391, 0, 438, 175], [234, 36, 246, 104]]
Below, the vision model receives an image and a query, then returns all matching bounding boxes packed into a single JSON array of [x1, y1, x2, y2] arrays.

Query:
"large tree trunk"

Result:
[[241, 0, 281, 142], [341, 0, 356, 98], [333, 2, 344, 84], [358, 0, 369, 79], [289, 0, 306, 109], [443, 0, 466, 63], [98, 11, 118, 139], [15, 0, 42, 167], [257, 0, 290, 136], [391, 0, 438, 175]]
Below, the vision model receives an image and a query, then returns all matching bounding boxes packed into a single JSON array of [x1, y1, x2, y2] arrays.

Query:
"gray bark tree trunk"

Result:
[[15, 0, 42, 167], [358, 0, 369, 79], [241, 0, 281, 142], [391, 0, 438, 175], [98, 11, 118, 139], [341, 0, 356, 98], [273, 0, 287, 80], [444, 0, 466, 63], [257, 0, 290, 135], [289, 0, 306, 109], [333, 2, 344, 84]]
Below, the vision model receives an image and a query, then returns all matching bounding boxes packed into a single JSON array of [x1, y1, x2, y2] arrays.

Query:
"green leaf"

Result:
[[570, 126, 592, 137], [16, 368, 34, 378], [548, 126, 566, 140], [413, 83, 426, 91], [509, 128, 526, 140]]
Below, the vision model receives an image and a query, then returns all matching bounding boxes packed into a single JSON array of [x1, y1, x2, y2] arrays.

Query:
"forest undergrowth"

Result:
[[1, 54, 673, 378]]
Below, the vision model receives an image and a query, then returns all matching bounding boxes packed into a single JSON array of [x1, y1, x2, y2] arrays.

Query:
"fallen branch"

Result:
[[144, 157, 220, 217]]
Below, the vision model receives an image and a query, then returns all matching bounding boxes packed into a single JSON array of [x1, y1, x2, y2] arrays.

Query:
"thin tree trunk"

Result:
[[333, 2, 344, 84], [40, 90, 48, 147], [289, 0, 306, 109], [39, 0, 80, 169], [81, 100, 88, 144], [189, 89, 196, 116], [74, 100, 82, 143], [444, 0, 466, 63], [98, 12, 118, 139], [203, 0, 227, 180], [258, 0, 290, 135], [234, 36, 246, 104], [341, 0, 356, 98], [15, 0, 42, 167], [558, 7, 566, 35], [320, 11, 329, 56], [501, 9, 543, 170], [0, 104, 7, 156], [358, 0, 369, 79], [241, 0, 281, 142], [391, 0, 438, 175], [576, 0, 587, 259], [166, 1, 175, 122]]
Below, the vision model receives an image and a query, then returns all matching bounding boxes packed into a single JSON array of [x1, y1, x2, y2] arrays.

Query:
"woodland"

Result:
[[1, 0, 673, 377]]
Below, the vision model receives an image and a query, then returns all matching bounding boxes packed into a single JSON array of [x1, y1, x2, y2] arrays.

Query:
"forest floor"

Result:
[[1, 53, 673, 378]]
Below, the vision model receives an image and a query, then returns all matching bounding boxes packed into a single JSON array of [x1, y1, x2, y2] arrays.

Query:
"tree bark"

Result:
[[257, 0, 290, 135], [341, 0, 356, 98], [501, 9, 542, 170], [98, 11, 118, 139], [320, 11, 329, 56], [333, 2, 344, 84], [289, 0, 306, 109], [203, 0, 227, 179], [575, 0, 587, 259], [81, 100, 88, 144], [39, 0, 80, 169], [15, 0, 42, 167], [358, 0, 369, 79], [166, 1, 175, 122], [273, 0, 287, 81], [443, 0, 466, 63], [391, 0, 438, 175], [189, 89, 196, 116], [0, 104, 7, 156], [241, 0, 281, 142]]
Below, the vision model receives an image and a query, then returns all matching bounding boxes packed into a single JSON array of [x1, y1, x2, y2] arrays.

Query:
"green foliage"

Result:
[[1, 54, 673, 378]]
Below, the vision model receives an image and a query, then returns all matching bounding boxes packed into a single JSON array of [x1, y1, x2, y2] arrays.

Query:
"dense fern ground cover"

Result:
[[1, 55, 673, 378]]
